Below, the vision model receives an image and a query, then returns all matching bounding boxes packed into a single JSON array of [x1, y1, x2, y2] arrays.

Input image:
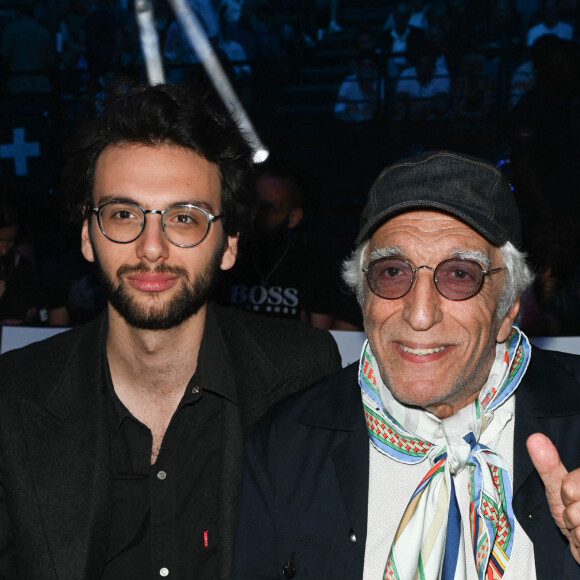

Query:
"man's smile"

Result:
[[399, 344, 448, 356], [395, 342, 453, 363]]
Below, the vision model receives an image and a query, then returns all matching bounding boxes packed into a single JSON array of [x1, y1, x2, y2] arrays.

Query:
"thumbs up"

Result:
[[527, 433, 580, 565]]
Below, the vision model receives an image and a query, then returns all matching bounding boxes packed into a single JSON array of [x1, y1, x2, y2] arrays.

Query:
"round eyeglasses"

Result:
[[92, 201, 223, 248], [363, 257, 505, 301]]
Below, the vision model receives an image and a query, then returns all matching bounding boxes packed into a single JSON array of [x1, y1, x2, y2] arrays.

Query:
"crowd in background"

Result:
[[0, 0, 579, 337]]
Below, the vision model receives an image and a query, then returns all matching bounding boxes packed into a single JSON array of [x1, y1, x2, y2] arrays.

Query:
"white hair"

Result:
[[341, 239, 534, 320]]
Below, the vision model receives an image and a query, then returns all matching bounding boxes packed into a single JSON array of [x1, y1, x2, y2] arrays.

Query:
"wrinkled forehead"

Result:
[[368, 209, 499, 261]]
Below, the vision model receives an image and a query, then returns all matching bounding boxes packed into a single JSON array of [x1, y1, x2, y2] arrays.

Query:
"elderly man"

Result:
[[0, 83, 341, 580], [232, 150, 580, 579]]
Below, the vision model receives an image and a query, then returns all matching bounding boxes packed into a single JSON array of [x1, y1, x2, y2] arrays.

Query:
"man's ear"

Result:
[[81, 219, 95, 263], [288, 207, 304, 229], [220, 234, 238, 271], [497, 296, 521, 343]]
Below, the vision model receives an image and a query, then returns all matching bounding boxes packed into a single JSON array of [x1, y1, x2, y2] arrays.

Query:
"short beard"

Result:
[[93, 237, 226, 330]]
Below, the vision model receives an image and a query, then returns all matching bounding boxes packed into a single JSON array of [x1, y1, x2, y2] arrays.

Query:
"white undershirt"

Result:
[[363, 395, 537, 579]]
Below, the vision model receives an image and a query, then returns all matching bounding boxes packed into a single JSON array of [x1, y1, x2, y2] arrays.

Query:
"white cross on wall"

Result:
[[0, 127, 40, 176]]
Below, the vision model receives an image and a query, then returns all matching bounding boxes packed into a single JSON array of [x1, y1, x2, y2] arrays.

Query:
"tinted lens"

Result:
[[434, 259, 484, 300], [99, 202, 144, 242], [162, 205, 210, 247], [366, 258, 414, 299]]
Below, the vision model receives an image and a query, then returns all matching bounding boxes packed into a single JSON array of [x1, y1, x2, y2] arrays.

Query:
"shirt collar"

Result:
[[105, 302, 238, 431], [196, 302, 237, 403]]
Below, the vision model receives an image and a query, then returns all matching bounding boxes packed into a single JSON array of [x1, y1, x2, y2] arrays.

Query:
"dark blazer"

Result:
[[0, 303, 341, 580], [232, 347, 580, 579]]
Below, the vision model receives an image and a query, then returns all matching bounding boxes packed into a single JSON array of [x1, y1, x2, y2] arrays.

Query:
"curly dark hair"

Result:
[[61, 81, 257, 239]]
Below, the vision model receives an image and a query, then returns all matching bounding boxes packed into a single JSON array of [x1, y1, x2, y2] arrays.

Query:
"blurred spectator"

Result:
[[188, 0, 220, 41], [445, 0, 492, 51], [559, 0, 580, 31], [218, 8, 253, 107], [422, 3, 454, 64], [55, 0, 88, 73], [508, 33, 580, 337], [452, 0, 521, 116], [509, 52, 535, 106], [42, 248, 107, 326], [395, 51, 451, 120], [0, 196, 41, 325], [217, 164, 347, 329], [220, 0, 244, 31], [242, 0, 294, 59], [1, 1, 55, 95], [508, 34, 580, 227], [476, 0, 522, 50], [334, 48, 384, 123], [220, 30, 252, 80], [297, 0, 343, 39], [118, 3, 141, 70], [452, 52, 495, 118], [164, 1, 222, 85], [519, 222, 580, 337], [526, 0, 574, 46], [384, 0, 429, 31], [219, 0, 257, 58], [280, 0, 343, 48], [514, 0, 539, 27], [164, 9, 251, 94], [353, 25, 379, 53], [408, 0, 430, 29], [379, 2, 426, 83], [325, 0, 343, 34], [163, 17, 197, 83]]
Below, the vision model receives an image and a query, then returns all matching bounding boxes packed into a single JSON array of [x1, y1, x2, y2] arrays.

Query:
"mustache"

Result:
[[116, 263, 189, 277]]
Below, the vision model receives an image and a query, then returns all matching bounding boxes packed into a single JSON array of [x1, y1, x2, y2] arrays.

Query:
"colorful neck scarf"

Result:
[[359, 327, 531, 580]]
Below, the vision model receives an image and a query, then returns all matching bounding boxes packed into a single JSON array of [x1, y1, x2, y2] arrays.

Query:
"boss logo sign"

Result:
[[231, 285, 299, 315]]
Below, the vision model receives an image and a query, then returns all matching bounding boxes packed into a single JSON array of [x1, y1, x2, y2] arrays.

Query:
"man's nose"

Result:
[[135, 214, 170, 262], [401, 268, 443, 330]]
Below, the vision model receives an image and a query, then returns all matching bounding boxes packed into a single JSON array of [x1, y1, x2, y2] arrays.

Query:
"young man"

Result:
[[233, 151, 580, 579], [0, 83, 341, 579]]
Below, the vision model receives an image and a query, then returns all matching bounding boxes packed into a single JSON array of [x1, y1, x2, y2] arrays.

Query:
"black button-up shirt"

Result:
[[102, 313, 236, 579]]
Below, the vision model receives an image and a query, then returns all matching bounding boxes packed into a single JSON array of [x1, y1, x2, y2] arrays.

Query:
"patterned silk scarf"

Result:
[[359, 327, 531, 580]]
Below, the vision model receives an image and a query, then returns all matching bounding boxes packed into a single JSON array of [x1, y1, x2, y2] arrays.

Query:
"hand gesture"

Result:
[[527, 433, 580, 564]]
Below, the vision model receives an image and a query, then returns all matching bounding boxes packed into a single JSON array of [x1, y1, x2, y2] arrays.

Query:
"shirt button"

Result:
[[159, 568, 169, 577], [192, 386, 200, 394], [349, 528, 357, 542], [157, 470, 167, 480]]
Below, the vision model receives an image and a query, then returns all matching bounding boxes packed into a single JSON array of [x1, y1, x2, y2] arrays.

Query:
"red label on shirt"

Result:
[[203, 530, 209, 548]]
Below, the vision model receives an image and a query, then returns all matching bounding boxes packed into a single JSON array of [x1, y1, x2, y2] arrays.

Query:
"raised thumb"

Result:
[[526, 432, 569, 528]]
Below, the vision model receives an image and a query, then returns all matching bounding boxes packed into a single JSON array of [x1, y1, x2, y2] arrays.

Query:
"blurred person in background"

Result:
[[0, 195, 41, 325], [0, 0, 54, 96]]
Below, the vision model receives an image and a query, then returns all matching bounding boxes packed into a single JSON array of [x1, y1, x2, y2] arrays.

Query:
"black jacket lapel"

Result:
[[21, 314, 111, 580]]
